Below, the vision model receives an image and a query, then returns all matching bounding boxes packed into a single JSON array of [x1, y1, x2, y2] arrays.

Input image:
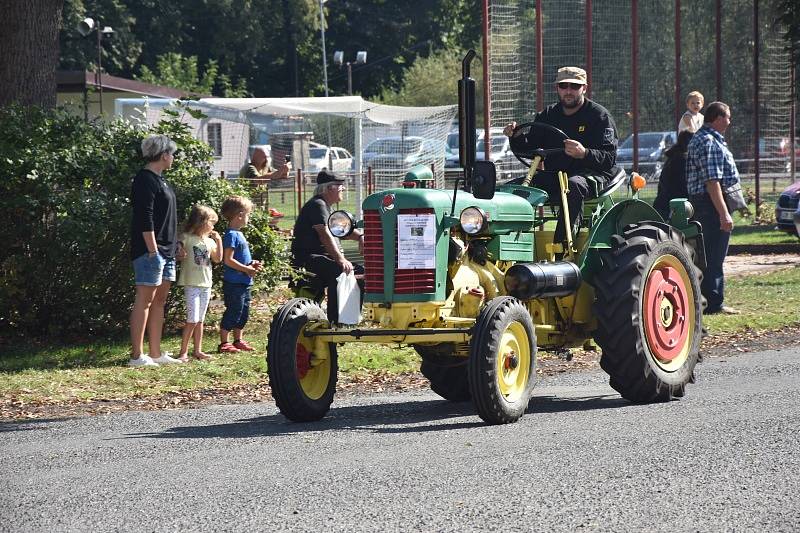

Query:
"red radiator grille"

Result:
[[394, 208, 436, 293], [363, 210, 384, 293]]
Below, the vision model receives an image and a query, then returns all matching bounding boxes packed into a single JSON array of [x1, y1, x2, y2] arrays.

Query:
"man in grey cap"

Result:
[[291, 170, 364, 323], [504, 66, 618, 250]]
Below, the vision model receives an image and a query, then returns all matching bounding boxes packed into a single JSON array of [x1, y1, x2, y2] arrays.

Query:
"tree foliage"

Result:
[[57, 0, 480, 99], [0, 103, 288, 339], [774, 0, 800, 66], [137, 53, 249, 97], [379, 47, 484, 115]]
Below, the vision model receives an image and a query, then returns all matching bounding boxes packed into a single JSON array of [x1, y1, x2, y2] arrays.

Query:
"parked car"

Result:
[[616, 131, 677, 178], [775, 180, 800, 237], [362, 136, 447, 171], [307, 145, 353, 175], [445, 129, 481, 169], [444, 128, 523, 178]]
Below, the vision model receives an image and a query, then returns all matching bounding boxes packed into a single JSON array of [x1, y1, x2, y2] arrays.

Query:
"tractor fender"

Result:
[[579, 199, 665, 283]]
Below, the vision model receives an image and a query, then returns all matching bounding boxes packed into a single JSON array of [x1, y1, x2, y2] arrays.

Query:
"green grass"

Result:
[[2, 266, 798, 406], [703, 265, 800, 332]]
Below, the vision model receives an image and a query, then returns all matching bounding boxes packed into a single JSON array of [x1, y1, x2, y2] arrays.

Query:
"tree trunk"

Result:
[[0, 0, 63, 108]]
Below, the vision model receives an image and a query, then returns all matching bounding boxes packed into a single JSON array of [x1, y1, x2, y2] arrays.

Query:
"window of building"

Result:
[[207, 123, 222, 157]]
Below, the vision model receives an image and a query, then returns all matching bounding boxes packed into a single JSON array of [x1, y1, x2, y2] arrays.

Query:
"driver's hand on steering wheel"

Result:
[[503, 122, 517, 137], [564, 139, 587, 159]]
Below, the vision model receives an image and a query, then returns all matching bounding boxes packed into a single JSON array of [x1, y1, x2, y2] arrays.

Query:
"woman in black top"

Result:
[[653, 130, 694, 221], [129, 134, 182, 367]]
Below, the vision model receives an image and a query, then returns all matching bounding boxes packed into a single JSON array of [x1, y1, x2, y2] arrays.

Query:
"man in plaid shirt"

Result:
[[686, 101, 741, 315]]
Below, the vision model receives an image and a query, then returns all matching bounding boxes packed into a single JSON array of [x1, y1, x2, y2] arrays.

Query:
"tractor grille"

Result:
[[778, 193, 799, 209], [362, 208, 437, 295], [363, 209, 384, 293], [394, 208, 436, 294]]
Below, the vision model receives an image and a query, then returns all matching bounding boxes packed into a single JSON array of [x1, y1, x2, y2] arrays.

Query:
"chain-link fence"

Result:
[[488, 0, 797, 215]]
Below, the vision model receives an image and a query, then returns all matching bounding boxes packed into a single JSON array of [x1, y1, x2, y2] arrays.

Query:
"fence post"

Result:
[[753, 0, 760, 217], [296, 168, 303, 216], [674, 0, 682, 131], [585, 0, 592, 99], [632, 0, 639, 172], [535, 0, 544, 113]]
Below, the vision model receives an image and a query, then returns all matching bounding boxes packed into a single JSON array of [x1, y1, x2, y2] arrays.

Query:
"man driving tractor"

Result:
[[504, 66, 618, 251]]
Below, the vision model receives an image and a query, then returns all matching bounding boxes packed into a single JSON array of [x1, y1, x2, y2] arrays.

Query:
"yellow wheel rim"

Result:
[[495, 321, 531, 402], [296, 324, 332, 400], [642, 254, 696, 372]]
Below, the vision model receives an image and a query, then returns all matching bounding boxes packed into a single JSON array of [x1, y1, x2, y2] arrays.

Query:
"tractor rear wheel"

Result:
[[593, 223, 702, 402], [468, 297, 536, 424], [415, 345, 471, 402], [267, 298, 338, 421]]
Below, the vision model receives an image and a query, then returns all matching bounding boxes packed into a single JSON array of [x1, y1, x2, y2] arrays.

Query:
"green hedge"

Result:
[[0, 104, 288, 339]]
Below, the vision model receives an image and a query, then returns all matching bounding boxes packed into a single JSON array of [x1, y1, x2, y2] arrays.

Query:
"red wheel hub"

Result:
[[643, 263, 690, 362], [296, 343, 311, 378]]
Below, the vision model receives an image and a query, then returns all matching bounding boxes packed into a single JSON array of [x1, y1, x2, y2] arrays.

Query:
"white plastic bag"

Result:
[[336, 272, 361, 325]]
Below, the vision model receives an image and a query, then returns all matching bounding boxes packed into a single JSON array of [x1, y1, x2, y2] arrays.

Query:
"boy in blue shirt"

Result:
[[219, 196, 263, 353]]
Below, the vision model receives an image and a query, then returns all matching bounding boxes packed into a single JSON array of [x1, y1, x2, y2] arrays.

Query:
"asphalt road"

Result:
[[2, 348, 799, 532]]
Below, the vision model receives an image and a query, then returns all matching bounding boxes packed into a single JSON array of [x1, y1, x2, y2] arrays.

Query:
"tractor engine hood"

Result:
[[360, 188, 536, 303]]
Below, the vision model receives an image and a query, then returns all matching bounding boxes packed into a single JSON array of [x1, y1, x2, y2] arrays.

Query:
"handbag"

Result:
[[723, 181, 748, 213]]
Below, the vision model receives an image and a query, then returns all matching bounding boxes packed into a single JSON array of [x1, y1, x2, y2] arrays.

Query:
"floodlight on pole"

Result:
[[77, 16, 113, 116], [333, 50, 367, 95]]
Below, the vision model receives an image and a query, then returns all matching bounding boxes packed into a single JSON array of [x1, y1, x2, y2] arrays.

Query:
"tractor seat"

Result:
[[588, 166, 627, 199]]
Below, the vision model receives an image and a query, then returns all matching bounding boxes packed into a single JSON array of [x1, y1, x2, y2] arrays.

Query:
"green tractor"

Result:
[[267, 50, 705, 425]]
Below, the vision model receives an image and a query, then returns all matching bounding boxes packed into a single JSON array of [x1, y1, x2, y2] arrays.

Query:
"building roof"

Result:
[[56, 70, 210, 99]]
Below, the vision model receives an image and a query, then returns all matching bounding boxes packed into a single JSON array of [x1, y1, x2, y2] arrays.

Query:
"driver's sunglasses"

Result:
[[557, 82, 583, 90]]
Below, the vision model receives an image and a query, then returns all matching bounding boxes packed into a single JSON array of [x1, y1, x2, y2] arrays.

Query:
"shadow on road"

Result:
[[120, 391, 629, 441]]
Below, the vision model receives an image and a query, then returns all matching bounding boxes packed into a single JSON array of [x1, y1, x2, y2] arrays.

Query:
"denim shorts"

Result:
[[132, 252, 176, 286]]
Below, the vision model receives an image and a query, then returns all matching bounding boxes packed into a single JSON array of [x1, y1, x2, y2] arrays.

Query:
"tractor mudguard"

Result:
[[579, 199, 665, 283]]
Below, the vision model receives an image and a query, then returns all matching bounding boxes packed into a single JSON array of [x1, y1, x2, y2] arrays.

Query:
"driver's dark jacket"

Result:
[[534, 99, 618, 182]]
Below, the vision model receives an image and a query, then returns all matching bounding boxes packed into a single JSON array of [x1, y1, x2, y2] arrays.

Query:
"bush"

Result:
[[0, 104, 288, 339]]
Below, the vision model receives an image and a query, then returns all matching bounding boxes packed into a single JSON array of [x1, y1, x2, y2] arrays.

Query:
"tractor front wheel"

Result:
[[267, 298, 338, 421], [593, 223, 702, 402], [468, 297, 536, 424], [415, 345, 471, 402]]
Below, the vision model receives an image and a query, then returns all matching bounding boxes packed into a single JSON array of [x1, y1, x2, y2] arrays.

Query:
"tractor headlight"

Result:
[[460, 207, 487, 234], [328, 210, 355, 238]]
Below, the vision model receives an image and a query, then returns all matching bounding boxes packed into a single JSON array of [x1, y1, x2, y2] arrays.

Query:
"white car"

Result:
[[307, 146, 353, 174]]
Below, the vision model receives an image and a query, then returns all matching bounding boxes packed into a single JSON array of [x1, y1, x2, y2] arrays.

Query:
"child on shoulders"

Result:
[[678, 90, 704, 133]]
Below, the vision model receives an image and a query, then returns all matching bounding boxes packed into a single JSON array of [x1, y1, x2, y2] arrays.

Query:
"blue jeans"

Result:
[[690, 194, 730, 311], [221, 281, 251, 331]]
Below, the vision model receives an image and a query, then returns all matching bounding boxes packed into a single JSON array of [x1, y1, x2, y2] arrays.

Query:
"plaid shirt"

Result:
[[685, 125, 740, 195]]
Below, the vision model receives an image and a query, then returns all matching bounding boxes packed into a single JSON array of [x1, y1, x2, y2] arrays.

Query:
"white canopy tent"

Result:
[[194, 97, 457, 216], [115, 96, 457, 217]]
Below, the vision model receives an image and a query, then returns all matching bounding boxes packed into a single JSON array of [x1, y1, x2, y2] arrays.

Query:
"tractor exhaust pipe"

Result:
[[452, 49, 478, 216], [504, 261, 582, 300]]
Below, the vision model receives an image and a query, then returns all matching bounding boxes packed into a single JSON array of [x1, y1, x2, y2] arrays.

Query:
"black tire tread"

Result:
[[468, 296, 536, 424], [267, 298, 338, 422], [592, 223, 702, 403]]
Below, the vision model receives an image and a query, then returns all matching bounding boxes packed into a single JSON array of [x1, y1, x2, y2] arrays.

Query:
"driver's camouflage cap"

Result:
[[555, 66, 587, 85]]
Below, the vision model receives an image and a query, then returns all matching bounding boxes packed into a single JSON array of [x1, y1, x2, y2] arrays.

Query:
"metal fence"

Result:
[[487, 0, 798, 215]]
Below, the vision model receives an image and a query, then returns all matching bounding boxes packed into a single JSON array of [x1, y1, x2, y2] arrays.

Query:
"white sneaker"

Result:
[[151, 352, 184, 365], [128, 354, 159, 367]]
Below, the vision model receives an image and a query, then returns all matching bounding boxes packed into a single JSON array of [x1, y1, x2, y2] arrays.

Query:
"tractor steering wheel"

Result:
[[508, 121, 569, 168]]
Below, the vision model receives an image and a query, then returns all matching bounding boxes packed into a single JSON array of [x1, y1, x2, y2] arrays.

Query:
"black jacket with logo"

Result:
[[529, 98, 618, 182]]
